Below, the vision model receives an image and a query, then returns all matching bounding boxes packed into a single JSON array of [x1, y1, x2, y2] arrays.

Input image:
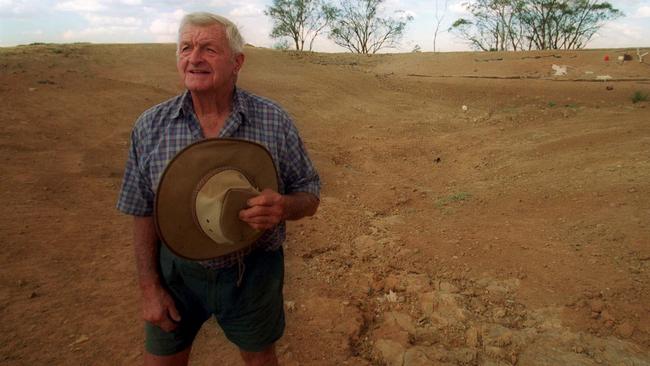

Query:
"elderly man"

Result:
[[117, 12, 320, 366]]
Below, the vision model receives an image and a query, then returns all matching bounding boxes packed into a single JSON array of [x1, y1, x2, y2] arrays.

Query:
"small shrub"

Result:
[[273, 39, 290, 51], [436, 192, 471, 208], [548, 101, 556, 107], [632, 91, 648, 103]]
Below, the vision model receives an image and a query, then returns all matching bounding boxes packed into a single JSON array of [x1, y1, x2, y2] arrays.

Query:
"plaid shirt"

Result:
[[117, 88, 320, 269]]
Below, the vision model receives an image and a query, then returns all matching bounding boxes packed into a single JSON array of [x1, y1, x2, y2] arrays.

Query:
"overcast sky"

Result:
[[1, 0, 649, 52]]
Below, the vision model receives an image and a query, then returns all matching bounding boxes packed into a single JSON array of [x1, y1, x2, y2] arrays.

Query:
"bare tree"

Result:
[[432, 0, 449, 52], [265, 0, 338, 51], [329, 0, 413, 54]]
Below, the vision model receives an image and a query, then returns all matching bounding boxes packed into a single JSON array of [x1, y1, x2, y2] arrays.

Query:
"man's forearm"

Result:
[[282, 192, 319, 221], [133, 216, 162, 290]]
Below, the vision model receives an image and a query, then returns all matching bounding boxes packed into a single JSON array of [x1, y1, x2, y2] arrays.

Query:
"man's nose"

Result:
[[189, 47, 202, 64]]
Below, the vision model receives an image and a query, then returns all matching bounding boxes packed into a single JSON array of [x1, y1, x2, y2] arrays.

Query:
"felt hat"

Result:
[[155, 138, 278, 260]]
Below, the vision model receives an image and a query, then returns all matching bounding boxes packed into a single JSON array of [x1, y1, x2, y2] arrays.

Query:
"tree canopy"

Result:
[[329, 0, 413, 54], [265, 0, 338, 51], [450, 0, 622, 51]]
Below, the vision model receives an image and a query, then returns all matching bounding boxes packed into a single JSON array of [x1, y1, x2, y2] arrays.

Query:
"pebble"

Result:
[[70, 335, 89, 346], [493, 308, 507, 319], [590, 299, 605, 313], [615, 322, 634, 338], [284, 301, 296, 312], [465, 327, 480, 347]]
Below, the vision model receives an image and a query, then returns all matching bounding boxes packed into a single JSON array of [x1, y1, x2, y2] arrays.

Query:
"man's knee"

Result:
[[144, 346, 192, 366], [240, 344, 278, 366]]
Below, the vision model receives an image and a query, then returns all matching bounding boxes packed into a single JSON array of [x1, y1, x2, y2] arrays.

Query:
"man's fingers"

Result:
[[167, 304, 181, 323], [239, 205, 282, 221], [247, 189, 283, 207], [159, 317, 179, 332]]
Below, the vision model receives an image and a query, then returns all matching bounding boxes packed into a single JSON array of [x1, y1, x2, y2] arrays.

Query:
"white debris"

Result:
[[551, 64, 567, 76], [462, 105, 468, 112], [385, 290, 398, 303], [596, 75, 612, 81], [284, 301, 296, 312]]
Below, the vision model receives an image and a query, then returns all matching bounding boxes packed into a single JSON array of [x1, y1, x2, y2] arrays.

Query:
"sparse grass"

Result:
[[435, 192, 471, 208], [564, 103, 577, 109], [548, 101, 556, 107], [632, 91, 648, 104]]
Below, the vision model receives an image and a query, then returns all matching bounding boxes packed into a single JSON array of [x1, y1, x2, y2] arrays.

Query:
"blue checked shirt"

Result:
[[117, 88, 320, 269]]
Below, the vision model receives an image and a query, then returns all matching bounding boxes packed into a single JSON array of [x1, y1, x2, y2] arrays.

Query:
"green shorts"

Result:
[[145, 244, 285, 355]]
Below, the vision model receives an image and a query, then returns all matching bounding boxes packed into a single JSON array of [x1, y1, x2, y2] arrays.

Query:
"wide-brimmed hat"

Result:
[[155, 138, 278, 260]]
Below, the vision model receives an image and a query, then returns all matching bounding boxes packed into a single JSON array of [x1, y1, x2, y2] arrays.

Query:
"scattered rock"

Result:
[[284, 301, 296, 312], [374, 339, 405, 366], [615, 322, 635, 338], [70, 335, 89, 346], [384, 275, 401, 291], [590, 299, 605, 313], [465, 326, 481, 348], [436, 281, 459, 294], [385, 290, 398, 303], [405, 274, 429, 293], [403, 347, 432, 366]]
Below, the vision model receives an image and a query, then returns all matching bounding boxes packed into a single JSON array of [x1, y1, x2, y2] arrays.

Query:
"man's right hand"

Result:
[[141, 285, 181, 332]]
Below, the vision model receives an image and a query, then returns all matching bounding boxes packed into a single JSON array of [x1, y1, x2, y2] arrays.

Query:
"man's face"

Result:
[[176, 23, 244, 93]]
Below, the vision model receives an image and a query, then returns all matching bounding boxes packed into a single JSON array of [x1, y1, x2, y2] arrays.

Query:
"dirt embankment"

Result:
[[0, 44, 649, 365]]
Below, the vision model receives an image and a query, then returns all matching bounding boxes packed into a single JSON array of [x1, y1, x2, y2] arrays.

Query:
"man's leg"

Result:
[[144, 347, 192, 366], [240, 344, 278, 366]]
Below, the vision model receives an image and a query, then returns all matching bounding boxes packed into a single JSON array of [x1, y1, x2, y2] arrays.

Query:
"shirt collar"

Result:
[[173, 88, 249, 124]]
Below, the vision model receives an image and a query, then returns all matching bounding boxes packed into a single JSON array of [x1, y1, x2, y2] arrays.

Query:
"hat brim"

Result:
[[155, 138, 279, 260]]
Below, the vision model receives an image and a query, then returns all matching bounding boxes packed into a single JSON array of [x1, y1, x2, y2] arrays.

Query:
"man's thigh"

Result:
[[214, 247, 286, 353], [144, 245, 211, 356]]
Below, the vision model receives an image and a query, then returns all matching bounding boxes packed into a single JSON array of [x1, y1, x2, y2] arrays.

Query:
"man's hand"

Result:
[[239, 189, 286, 230], [141, 285, 181, 332]]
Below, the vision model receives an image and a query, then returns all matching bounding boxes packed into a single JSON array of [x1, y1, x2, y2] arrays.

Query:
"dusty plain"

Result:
[[0, 44, 649, 365]]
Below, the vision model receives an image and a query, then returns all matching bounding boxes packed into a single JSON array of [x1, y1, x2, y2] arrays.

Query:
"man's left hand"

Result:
[[239, 189, 286, 230]]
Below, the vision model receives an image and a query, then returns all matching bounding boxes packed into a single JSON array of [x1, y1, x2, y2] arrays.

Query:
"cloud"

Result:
[[589, 20, 647, 48], [62, 25, 139, 41], [55, 0, 108, 12], [229, 4, 263, 18], [449, 1, 469, 15], [634, 5, 650, 17], [0, 0, 38, 16], [84, 14, 142, 27], [21, 29, 43, 35], [149, 9, 185, 42]]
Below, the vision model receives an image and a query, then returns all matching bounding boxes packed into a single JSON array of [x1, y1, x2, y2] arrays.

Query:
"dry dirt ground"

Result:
[[1, 44, 649, 365]]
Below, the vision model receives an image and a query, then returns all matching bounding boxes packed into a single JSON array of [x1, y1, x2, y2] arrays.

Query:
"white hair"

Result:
[[177, 12, 245, 55]]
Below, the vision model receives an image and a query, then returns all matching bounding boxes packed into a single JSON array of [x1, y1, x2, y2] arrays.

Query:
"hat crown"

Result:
[[194, 169, 259, 245]]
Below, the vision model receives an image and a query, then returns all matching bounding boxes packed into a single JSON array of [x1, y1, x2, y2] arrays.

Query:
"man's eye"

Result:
[[207, 48, 217, 53]]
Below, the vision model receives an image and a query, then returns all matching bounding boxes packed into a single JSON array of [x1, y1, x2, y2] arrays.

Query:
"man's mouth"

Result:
[[189, 70, 210, 74]]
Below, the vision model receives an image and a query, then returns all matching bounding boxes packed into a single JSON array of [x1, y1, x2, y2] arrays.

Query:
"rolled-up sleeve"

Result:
[[116, 123, 154, 216], [279, 118, 321, 198]]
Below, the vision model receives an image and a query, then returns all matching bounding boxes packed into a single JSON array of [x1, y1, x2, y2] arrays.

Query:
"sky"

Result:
[[0, 0, 649, 52]]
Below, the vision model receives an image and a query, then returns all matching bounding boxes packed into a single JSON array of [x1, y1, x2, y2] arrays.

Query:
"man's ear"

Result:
[[233, 53, 245, 75]]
